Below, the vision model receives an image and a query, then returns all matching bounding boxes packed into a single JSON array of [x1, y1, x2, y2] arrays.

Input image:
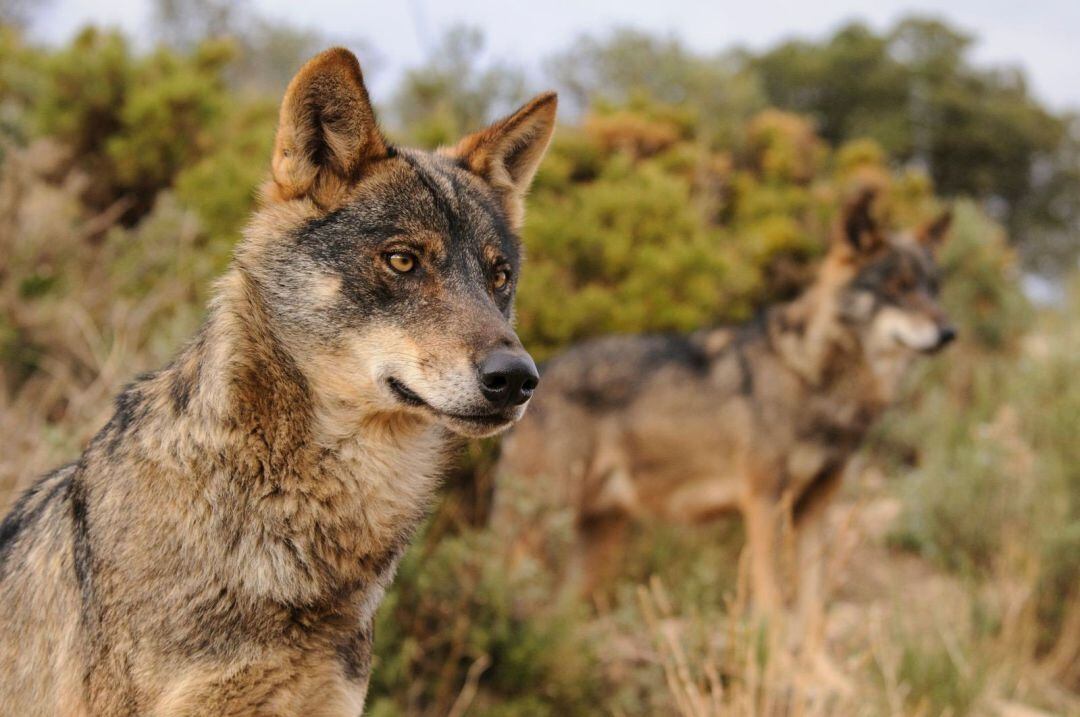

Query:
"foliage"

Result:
[[173, 97, 276, 252], [367, 527, 601, 716], [751, 18, 1079, 269], [550, 19, 1080, 271], [548, 28, 764, 147], [25, 28, 234, 219], [152, 0, 340, 94], [153, 0, 240, 50], [392, 26, 527, 148]]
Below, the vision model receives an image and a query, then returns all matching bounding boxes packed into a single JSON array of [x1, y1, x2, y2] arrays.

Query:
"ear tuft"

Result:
[[838, 186, 885, 254], [917, 208, 953, 250], [271, 47, 388, 208], [449, 92, 558, 231]]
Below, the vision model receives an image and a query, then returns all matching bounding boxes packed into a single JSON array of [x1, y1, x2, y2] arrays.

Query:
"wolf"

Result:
[[0, 48, 555, 715], [494, 189, 954, 630]]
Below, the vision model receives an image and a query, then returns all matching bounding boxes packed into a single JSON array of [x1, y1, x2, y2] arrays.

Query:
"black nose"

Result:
[[938, 325, 957, 347], [478, 350, 539, 408]]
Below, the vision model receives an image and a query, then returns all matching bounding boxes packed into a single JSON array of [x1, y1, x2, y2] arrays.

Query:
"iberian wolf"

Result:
[[0, 48, 556, 715], [495, 189, 953, 631]]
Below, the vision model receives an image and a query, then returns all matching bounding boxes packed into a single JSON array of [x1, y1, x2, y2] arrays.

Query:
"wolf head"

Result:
[[238, 48, 556, 439], [829, 188, 956, 363]]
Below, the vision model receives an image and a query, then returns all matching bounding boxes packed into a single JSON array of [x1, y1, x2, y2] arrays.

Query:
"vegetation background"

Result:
[[0, 1, 1077, 714]]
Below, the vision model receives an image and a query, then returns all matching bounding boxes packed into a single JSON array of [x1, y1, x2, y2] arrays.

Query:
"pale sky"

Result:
[[29, 0, 1080, 112]]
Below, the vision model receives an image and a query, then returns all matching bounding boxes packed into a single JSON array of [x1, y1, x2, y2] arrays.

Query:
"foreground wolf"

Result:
[[0, 49, 555, 715], [495, 191, 954, 624]]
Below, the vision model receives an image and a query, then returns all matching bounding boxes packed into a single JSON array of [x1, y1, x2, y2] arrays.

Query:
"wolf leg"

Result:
[[791, 472, 853, 694], [792, 471, 844, 650], [576, 512, 630, 599], [741, 492, 784, 619], [793, 508, 828, 652]]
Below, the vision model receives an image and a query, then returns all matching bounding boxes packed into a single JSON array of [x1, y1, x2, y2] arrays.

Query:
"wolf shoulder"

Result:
[[0, 462, 87, 716], [533, 325, 767, 412]]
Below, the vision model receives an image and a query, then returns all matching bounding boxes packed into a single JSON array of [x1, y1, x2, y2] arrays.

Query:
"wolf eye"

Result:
[[385, 252, 417, 274], [493, 267, 511, 291], [891, 276, 915, 293]]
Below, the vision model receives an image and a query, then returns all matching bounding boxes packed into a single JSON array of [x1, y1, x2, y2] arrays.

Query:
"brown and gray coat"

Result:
[[0, 48, 556, 716], [495, 191, 954, 626]]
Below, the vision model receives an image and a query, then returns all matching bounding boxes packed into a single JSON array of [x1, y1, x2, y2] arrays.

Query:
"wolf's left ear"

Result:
[[449, 92, 558, 231], [838, 187, 885, 255], [271, 48, 389, 208], [917, 208, 953, 251]]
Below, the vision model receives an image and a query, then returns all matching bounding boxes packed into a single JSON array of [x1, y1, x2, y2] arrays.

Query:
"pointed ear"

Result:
[[449, 92, 558, 231], [271, 48, 389, 208], [837, 186, 884, 254], [917, 208, 953, 251]]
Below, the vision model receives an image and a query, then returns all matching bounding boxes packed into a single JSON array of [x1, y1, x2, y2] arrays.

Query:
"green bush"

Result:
[[29, 29, 234, 219], [367, 527, 601, 716], [896, 638, 986, 716], [886, 267, 1076, 651]]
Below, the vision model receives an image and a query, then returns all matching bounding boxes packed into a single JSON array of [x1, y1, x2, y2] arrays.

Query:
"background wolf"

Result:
[[0, 48, 555, 715], [495, 190, 954, 632]]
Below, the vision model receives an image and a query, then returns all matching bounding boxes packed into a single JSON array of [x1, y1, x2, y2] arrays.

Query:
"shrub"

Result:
[[367, 526, 601, 716], [29, 28, 234, 219]]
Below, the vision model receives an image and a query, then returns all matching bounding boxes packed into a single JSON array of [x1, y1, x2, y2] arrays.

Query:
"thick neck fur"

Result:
[[126, 266, 450, 609], [765, 267, 897, 426]]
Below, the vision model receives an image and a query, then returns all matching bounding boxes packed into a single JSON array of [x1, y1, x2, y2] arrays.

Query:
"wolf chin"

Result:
[[0, 48, 556, 716]]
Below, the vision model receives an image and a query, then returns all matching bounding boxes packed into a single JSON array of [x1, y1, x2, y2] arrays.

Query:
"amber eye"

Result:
[[493, 267, 511, 290], [386, 252, 417, 274], [891, 276, 915, 293]]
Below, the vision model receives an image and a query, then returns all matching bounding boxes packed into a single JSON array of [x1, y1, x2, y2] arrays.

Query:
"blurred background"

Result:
[[0, 1, 1077, 714]]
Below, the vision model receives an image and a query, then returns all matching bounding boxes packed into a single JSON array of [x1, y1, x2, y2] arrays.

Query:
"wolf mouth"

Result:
[[890, 332, 946, 355], [387, 377, 510, 426], [387, 377, 426, 407]]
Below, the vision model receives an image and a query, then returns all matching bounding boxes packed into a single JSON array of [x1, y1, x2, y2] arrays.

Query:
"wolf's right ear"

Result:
[[270, 48, 389, 208], [449, 92, 558, 232], [837, 187, 884, 255], [917, 208, 953, 251]]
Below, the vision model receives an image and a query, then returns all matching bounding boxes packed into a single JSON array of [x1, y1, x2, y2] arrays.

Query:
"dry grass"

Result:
[[619, 477, 1080, 717], [0, 141, 207, 505]]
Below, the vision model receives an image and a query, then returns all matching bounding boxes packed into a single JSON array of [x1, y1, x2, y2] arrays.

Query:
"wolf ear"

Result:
[[837, 187, 885, 254], [449, 92, 558, 231], [917, 208, 953, 251], [271, 48, 389, 208]]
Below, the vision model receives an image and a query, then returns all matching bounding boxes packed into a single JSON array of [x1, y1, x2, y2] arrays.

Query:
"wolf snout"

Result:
[[939, 325, 957, 346], [917, 323, 957, 354], [933, 325, 957, 351], [478, 350, 539, 408]]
